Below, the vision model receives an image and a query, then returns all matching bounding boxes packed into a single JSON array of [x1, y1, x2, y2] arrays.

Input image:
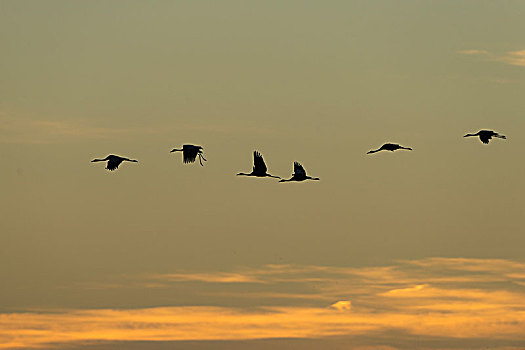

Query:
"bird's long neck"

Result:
[[400, 147, 412, 150], [307, 176, 320, 181], [367, 149, 379, 154], [267, 174, 281, 179], [170, 149, 183, 153], [92, 158, 106, 162], [237, 172, 253, 176], [279, 178, 293, 182], [464, 133, 476, 137]]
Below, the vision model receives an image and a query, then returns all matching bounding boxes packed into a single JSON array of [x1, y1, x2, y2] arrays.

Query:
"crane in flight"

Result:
[[463, 130, 506, 144], [367, 143, 412, 154], [170, 144, 207, 166], [237, 151, 280, 179], [279, 162, 319, 182], [91, 155, 138, 171]]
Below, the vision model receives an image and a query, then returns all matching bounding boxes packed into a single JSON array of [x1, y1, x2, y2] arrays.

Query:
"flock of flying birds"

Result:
[[91, 129, 506, 182]]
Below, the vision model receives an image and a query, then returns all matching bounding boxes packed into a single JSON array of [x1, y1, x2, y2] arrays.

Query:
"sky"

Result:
[[0, 1, 524, 349]]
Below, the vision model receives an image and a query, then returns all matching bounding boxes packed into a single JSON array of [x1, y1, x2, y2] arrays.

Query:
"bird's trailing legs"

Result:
[[198, 153, 207, 166]]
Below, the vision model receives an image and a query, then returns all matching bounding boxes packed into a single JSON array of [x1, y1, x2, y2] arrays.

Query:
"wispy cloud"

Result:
[[1, 258, 524, 349], [152, 272, 265, 284], [498, 50, 525, 67], [0, 111, 281, 144], [0, 112, 163, 144], [459, 49, 489, 56], [459, 48, 525, 67], [147, 258, 525, 294]]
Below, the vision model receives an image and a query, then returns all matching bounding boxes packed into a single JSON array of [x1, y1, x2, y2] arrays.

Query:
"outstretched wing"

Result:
[[253, 151, 267, 174], [106, 157, 122, 171], [183, 145, 200, 163], [293, 162, 306, 177]]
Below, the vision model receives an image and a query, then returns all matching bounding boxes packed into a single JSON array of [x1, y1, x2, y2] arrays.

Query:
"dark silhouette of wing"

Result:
[[294, 162, 306, 177], [106, 157, 122, 171], [253, 151, 267, 174], [479, 134, 491, 144], [183, 146, 199, 163]]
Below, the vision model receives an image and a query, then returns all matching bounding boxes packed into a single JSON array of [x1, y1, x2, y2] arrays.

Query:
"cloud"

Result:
[[382, 284, 428, 296], [459, 49, 489, 56], [0, 111, 281, 144], [1, 258, 525, 349], [330, 300, 352, 311], [1, 303, 523, 349], [498, 50, 525, 67], [459, 48, 525, 67], [152, 272, 264, 284], [0, 112, 163, 144]]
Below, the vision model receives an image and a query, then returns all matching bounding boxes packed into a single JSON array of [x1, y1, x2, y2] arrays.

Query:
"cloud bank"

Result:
[[1, 258, 524, 349]]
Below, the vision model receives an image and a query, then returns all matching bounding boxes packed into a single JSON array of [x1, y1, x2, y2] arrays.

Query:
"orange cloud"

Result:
[[330, 300, 352, 311], [2, 258, 525, 349], [383, 284, 428, 296], [1, 303, 523, 349]]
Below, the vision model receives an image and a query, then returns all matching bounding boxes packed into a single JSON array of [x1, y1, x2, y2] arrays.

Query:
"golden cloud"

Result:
[[1, 258, 524, 349], [330, 300, 352, 311]]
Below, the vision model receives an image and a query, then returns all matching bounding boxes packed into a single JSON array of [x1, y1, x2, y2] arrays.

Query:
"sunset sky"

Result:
[[1, 1, 524, 349]]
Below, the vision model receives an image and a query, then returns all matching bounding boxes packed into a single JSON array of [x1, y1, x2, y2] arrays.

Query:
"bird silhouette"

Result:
[[170, 144, 207, 166], [237, 151, 280, 179], [367, 143, 412, 154], [279, 162, 319, 182], [464, 130, 506, 144], [91, 155, 138, 171]]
